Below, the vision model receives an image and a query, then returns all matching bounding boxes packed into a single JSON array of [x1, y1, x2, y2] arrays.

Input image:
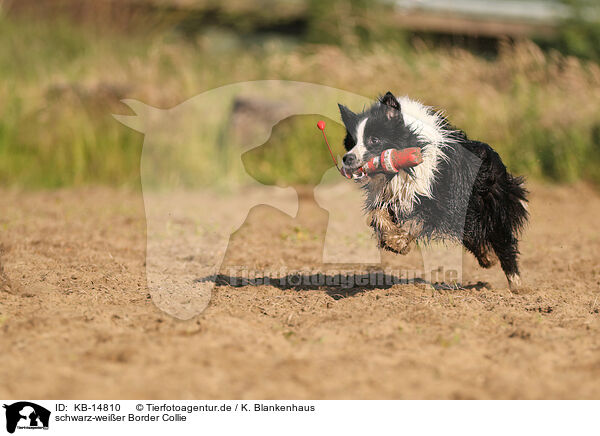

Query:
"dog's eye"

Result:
[[368, 136, 380, 145]]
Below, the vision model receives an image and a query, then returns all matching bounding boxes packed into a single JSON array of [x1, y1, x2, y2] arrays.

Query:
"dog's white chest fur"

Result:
[[378, 96, 455, 216]]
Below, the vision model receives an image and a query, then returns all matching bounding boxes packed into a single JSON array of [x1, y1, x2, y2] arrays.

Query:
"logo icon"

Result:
[[3, 402, 50, 434]]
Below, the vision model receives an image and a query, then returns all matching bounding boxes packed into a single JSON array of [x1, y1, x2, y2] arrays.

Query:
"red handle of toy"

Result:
[[379, 148, 423, 172], [342, 148, 423, 179]]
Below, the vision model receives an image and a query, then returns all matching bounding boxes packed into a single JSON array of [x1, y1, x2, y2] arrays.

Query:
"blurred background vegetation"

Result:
[[1, 0, 599, 188]]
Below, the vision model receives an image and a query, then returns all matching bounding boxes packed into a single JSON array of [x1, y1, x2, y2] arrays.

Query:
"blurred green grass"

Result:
[[242, 115, 347, 186], [1, 13, 599, 189]]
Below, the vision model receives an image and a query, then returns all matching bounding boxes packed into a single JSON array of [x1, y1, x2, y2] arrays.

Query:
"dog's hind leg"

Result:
[[490, 236, 522, 290], [464, 239, 498, 269]]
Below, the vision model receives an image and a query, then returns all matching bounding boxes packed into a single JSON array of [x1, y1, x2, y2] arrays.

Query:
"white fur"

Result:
[[520, 199, 528, 211], [348, 118, 369, 164], [507, 273, 522, 289], [383, 96, 457, 216]]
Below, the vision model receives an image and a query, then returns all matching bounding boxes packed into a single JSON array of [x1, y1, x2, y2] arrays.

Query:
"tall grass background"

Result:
[[1, 2, 600, 189]]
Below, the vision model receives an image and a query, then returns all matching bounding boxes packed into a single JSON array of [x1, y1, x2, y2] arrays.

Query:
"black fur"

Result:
[[339, 91, 529, 289]]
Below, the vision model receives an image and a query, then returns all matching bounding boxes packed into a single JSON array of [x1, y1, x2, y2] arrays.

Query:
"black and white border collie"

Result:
[[339, 92, 529, 289]]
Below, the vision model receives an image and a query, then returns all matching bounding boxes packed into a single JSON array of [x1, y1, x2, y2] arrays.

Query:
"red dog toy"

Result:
[[317, 120, 423, 179]]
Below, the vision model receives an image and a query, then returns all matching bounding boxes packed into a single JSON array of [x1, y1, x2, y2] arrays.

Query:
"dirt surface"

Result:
[[0, 182, 599, 399]]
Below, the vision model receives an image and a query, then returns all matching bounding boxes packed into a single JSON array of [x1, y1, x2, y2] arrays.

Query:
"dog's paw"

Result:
[[380, 232, 413, 255], [477, 251, 498, 268], [507, 274, 527, 292]]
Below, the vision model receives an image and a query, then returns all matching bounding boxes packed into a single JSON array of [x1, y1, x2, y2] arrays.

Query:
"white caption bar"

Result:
[[0, 400, 597, 436]]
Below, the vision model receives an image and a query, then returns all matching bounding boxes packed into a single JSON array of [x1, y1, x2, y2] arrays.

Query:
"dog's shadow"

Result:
[[196, 273, 489, 300]]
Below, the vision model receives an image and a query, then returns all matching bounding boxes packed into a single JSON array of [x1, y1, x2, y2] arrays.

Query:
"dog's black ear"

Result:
[[379, 91, 402, 122], [338, 104, 358, 133], [380, 91, 400, 110]]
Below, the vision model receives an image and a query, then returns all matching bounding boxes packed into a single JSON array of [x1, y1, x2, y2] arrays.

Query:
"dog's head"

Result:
[[338, 91, 420, 174]]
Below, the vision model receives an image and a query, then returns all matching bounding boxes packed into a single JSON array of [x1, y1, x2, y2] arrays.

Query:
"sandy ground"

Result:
[[0, 182, 599, 399]]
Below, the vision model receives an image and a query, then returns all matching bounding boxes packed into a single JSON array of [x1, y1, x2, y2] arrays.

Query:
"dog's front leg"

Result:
[[368, 208, 419, 255]]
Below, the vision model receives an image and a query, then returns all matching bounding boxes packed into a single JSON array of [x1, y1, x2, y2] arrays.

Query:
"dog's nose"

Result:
[[343, 153, 356, 167]]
